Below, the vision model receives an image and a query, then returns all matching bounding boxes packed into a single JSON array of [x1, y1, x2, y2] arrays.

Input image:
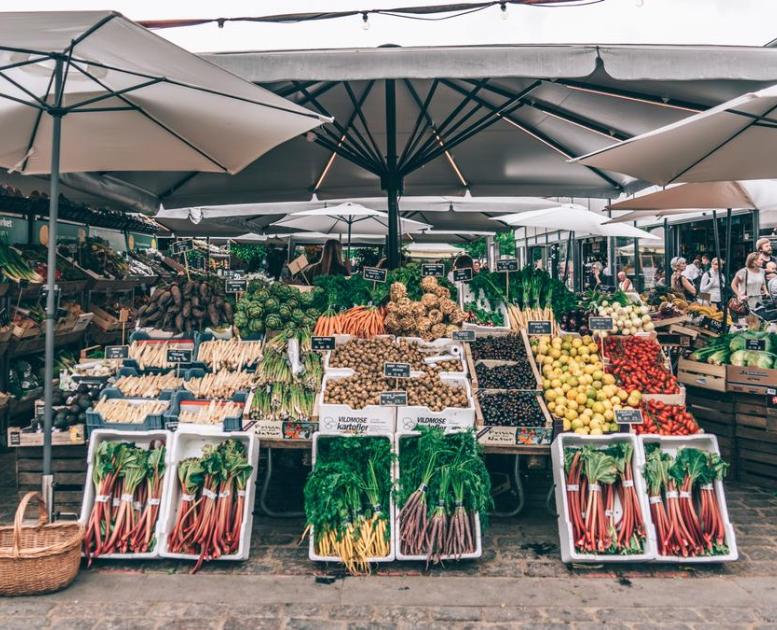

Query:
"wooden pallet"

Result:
[[15, 444, 87, 514]]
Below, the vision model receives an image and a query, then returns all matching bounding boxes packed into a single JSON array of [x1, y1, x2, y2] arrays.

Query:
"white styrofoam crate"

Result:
[[158, 428, 259, 562], [80, 429, 173, 560], [638, 434, 738, 563], [396, 376, 475, 434], [308, 432, 395, 564], [396, 336, 468, 377], [317, 374, 396, 434], [551, 432, 656, 564], [394, 431, 483, 562]]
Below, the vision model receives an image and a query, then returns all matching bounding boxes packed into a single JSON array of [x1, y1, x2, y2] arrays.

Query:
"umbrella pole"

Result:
[[721, 208, 733, 333], [385, 79, 401, 269], [347, 219, 352, 266], [663, 218, 670, 283], [563, 231, 573, 286], [43, 57, 64, 520]]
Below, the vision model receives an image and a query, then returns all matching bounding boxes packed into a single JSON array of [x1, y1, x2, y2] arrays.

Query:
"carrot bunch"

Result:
[[314, 306, 386, 338]]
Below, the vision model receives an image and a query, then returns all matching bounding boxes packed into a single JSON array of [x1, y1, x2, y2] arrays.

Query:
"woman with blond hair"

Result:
[[731, 252, 767, 310], [670, 258, 697, 300]]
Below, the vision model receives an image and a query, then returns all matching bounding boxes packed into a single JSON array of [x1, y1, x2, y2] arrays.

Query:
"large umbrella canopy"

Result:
[[270, 202, 431, 235], [405, 242, 465, 258], [0, 11, 328, 175], [605, 209, 713, 225], [607, 180, 777, 213], [0, 10, 326, 513], [575, 85, 777, 185], [499, 205, 659, 240]]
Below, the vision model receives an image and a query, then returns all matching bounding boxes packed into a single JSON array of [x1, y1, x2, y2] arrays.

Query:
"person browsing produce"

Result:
[[617, 270, 633, 292], [699, 257, 722, 307], [671, 258, 697, 300], [731, 252, 767, 309], [304, 239, 350, 281]]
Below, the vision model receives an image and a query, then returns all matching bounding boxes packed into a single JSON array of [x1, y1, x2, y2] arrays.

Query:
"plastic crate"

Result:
[[551, 432, 656, 564], [638, 434, 738, 563], [86, 389, 169, 433], [157, 429, 259, 562], [308, 432, 396, 564], [79, 429, 172, 559], [393, 431, 483, 562], [164, 390, 246, 433]]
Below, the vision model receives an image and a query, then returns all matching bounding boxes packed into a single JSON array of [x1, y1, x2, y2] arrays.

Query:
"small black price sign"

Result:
[[384, 362, 411, 378], [311, 336, 336, 351], [41, 285, 61, 311], [527, 320, 553, 335], [589, 316, 614, 331], [452, 330, 476, 342], [380, 391, 408, 406], [496, 258, 518, 272], [166, 347, 193, 364], [615, 408, 644, 425], [225, 278, 248, 293], [171, 239, 193, 255], [453, 267, 473, 282], [363, 267, 387, 283], [700, 316, 724, 334], [105, 345, 129, 360], [745, 338, 766, 351], [422, 263, 445, 277]]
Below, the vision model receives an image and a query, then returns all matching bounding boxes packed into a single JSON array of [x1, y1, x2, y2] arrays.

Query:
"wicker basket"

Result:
[[0, 492, 83, 596]]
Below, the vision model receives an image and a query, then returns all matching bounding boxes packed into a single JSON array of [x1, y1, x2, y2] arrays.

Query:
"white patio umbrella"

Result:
[[270, 202, 431, 258], [405, 242, 465, 259], [574, 85, 777, 186], [0, 10, 327, 509]]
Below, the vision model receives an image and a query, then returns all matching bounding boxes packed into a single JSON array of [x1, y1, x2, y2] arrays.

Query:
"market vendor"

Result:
[[304, 239, 351, 281]]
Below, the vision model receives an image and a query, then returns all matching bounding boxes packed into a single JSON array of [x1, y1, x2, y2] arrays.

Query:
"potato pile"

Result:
[[323, 337, 468, 410], [384, 277, 467, 340]]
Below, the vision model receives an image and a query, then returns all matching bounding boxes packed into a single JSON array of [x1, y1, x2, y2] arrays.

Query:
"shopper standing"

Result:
[[756, 238, 777, 267], [682, 257, 702, 285], [766, 261, 777, 302], [617, 271, 633, 292], [671, 258, 697, 300], [699, 257, 722, 307], [700, 254, 711, 272], [731, 252, 767, 310]]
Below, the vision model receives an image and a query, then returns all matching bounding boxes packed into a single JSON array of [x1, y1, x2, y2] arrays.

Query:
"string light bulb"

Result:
[[361, 12, 370, 30], [500, 2, 509, 20]]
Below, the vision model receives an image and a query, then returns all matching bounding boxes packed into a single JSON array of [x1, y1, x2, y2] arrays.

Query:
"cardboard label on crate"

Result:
[[589, 316, 614, 331], [615, 409, 644, 424], [225, 278, 248, 293], [422, 263, 445, 277], [476, 425, 517, 446], [527, 320, 553, 335], [319, 415, 378, 435], [453, 267, 473, 282], [380, 391, 408, 406], [699, 316, 724, 334], [452, 330, 476, 342], [496, 258, 518, 272], [171, 239, 193, 255], [105, 345, 129, 359], [384, 362, 411, 378], [311, 336, 336, 351], [166, 347, 193, 363], [746, 338, 766, 351], [253, 420, 317, 440], [363, 267, 387, 283]]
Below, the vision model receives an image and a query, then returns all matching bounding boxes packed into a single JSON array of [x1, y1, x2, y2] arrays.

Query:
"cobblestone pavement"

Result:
[[0, 452, 775, 628]]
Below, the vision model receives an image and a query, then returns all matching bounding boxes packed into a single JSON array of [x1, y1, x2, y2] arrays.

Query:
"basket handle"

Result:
[[13, 492, 48, 558]]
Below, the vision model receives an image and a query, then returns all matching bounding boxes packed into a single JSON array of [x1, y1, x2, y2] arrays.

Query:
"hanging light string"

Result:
[[138, 1, 605, 30]]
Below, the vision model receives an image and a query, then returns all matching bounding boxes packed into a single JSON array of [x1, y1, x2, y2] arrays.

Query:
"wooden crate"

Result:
[[677, 358, 727, 392], [727, 365, 777, 395], [736, 426, 777, 487], [15, 444, 87, 514]]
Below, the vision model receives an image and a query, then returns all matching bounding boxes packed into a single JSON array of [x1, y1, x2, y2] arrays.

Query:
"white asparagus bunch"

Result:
[[178, 400, 244, 425], [183, 369, 255, 400], [93, 398, 168, 424], [114, 372, 182, 398], [129, 341, 193, 369], [197, 339, 263, 371]]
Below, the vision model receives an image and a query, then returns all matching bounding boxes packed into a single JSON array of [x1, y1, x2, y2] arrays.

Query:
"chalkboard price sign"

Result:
[[363, 267, 387, 283], [225, 279, 248, 293], [171, 239, 193, 255], [105, 345, 129, 360], [745, 338, 766, 351], [452, 330, 476, 342], [496, 259, 518, 272], [699, 316, 724, 334], [453, 267, 473, 282], [527, 320, 553, 335], [380, 391, 408, 406], [615, 408, 644, 425], [311, 336, 336, 351], [384, 362, 411, 378], [422, 263, 445, 277], [589, 316, 614, 331], [167, 348, 193, 364]]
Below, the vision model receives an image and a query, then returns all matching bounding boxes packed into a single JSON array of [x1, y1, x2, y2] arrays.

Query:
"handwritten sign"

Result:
[[105, 345, 129, 360], [615, 408, 644, 425], [311, 336, 336, 351], [384, 362, 411, 378], [452, 330, 476, 342], [225, 278, 248, 293], [745, 338, 766, 351], [453, 267, 473, 282], [589, 316, 614, 331], [527, 320, 553, 335], [422, 263, 445, 277], [496, 259, 518, 272], [166, 348, 193, 364], [171, 239, 193, 255], [699, 316, 724, 334], [363, 267, 387, 283], [380, 391, 408, 406]]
